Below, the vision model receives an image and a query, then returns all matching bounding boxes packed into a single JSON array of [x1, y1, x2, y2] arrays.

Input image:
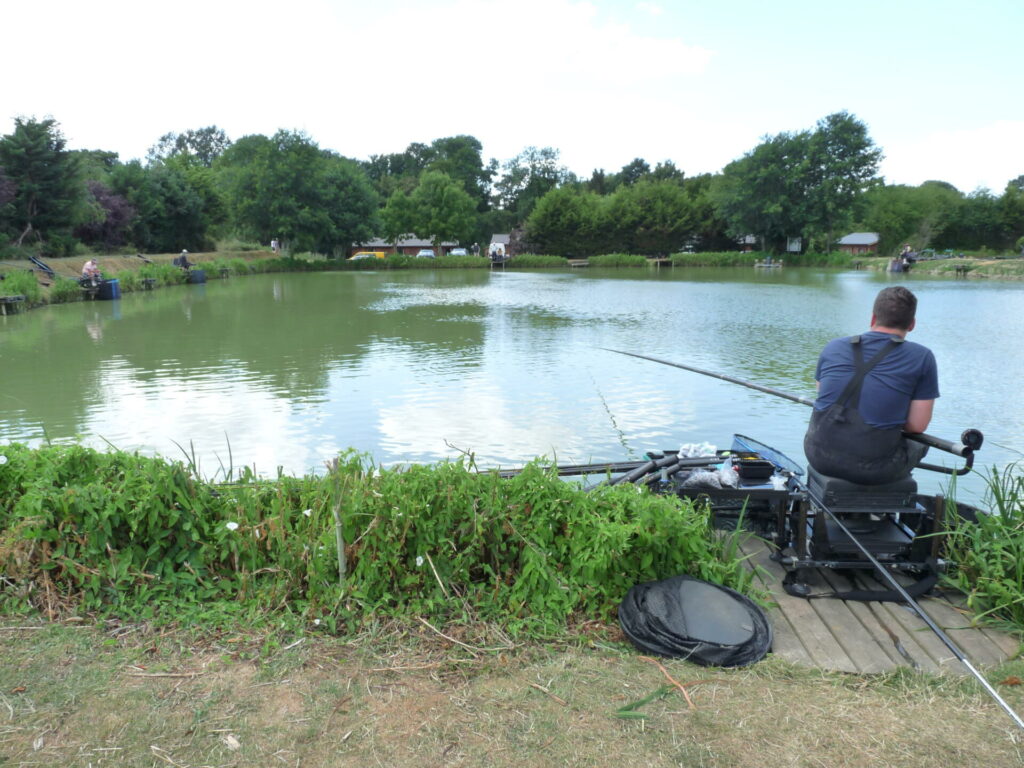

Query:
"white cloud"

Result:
[[2, 0, 715, 173], [880, 120, 1024, 193]]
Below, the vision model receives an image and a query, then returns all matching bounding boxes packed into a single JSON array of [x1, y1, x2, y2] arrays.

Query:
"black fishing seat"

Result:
[[806, 467, 921, 558], [806, 466, 917, 515]]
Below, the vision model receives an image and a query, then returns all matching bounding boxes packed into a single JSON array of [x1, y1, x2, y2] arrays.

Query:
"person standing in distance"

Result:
[[803, 286, 938, 485]]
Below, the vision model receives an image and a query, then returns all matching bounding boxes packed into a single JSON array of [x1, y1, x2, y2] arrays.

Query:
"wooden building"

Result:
[[837, 232, 880, 255]]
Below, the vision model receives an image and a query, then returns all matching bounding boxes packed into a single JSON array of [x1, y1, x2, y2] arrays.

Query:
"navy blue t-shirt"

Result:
[[813, 331, 939, 429]]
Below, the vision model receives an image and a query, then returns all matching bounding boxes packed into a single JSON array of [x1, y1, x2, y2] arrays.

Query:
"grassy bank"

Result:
[[2, 620, 1022, 767], [3, 444, 1024, 763], [857, 255, 1024, 279]]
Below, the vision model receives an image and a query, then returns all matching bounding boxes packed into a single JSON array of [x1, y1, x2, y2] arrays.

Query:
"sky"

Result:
[[4, 0, 1022, 194]]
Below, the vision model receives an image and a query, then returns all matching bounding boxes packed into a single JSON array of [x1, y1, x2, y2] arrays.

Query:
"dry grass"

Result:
[[2, 619, 1023, 767]]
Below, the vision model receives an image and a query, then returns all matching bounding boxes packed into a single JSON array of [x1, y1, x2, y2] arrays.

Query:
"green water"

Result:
[[1, 266, 1020, 502]]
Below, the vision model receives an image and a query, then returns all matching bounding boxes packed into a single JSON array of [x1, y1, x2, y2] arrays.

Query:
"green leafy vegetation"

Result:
[[500, 253, 566, 268], [4, 115, 1022, 266], [944, 464, 1024, 630], [0, 443, 753, 635], [0, 268, 42, 303], [588, 253, 649, 267]]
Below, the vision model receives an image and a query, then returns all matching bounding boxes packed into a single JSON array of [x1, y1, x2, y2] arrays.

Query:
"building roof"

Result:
[[358, 236, 457, 248], [837, 232, 880, 246], [490, 234, 510, 245]]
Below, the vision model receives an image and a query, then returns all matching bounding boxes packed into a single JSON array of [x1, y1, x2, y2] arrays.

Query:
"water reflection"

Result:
[[1, 268, 1020, 503]]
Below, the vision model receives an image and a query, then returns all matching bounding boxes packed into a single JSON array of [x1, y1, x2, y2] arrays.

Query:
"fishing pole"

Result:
[[802, 481, 1024, 730], [602, 349, 982, 468], [604, 347, 1023, 730]]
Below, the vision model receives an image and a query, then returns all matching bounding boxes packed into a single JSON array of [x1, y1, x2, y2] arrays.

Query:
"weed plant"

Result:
[[0, 269, 42, 303], [116, 271, 140, 292], [47, 276, 82, 304], [944, 463, 1024, 630], [0, 443, 753, 635], [138, 263, 188, 287]]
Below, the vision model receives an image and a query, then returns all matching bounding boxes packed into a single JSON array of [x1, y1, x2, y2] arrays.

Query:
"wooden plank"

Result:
[[854, 572, 1011, 669], [933, 589, 1023, 659], [792, 568, 896, 674], [738, 537, 857, 672], [814, 568, 920, 673], [851, 573, 969, 673], [738, 541, 813, 666]]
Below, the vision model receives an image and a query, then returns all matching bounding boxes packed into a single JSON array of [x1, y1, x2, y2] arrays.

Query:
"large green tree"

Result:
[[803, 112, 882, 251], [858, 181, 961, 254], [524, 186, 606, 257], [606, 179, 695, 254], [712, 112, 881, 252], [424, 135, 495, 213], [148, 126, 232, 168], [215, 131, 379, 255], [712, 130, 812, 251], [493, 147, 573, 226], [0, 117, 83, 248], [999, 177, 1024, 250], [108, 160, 209, 253], [409, 170, 477, 253]]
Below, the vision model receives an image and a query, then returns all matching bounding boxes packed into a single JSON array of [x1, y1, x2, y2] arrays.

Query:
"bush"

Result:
[[0, 443, 755, 633], [116, 272, 141, 292], [944, 464, 1024, 630], [39, 234, 79, 259], [0, 269, 42, 304], [138, 263, 189, 286], [48, 276, 83, 304]]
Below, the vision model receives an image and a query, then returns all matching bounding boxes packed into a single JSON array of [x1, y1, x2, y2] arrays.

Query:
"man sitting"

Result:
[[803, 286, 937, 485], [173, 250, 193, 271], [81, 258, 101, 286]]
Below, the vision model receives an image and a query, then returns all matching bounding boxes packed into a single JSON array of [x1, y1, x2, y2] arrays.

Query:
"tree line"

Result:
[[1, 113, 1021, 260]]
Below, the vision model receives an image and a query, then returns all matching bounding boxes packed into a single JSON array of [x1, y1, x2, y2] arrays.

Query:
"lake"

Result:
[[1, 266, 1020, 504]]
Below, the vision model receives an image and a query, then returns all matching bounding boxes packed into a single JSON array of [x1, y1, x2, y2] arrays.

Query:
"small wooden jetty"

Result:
[[142, 278, 157, 290], [740, 536, 1019, 675], [0, 294, 25, 315]]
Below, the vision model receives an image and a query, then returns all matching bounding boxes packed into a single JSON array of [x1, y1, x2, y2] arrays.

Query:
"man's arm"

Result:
[[905, 399, 934, 433]]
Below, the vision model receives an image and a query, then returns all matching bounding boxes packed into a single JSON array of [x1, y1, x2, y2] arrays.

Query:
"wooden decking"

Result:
[[739, 536, 1020, 675]]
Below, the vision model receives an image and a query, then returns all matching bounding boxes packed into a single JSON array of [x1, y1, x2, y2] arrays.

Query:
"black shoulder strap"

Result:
[[835, 336, 903, 409]]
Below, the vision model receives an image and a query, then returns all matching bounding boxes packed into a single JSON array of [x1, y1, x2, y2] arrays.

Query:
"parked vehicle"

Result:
[[348, 251, 386, 261], [416, 249, 436, 259], [449, 247, 468, 256]]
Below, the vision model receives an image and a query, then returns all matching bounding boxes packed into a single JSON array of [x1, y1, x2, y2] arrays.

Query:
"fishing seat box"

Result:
[[806, 466, 917, 514], [807, 467, 921, 559]]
